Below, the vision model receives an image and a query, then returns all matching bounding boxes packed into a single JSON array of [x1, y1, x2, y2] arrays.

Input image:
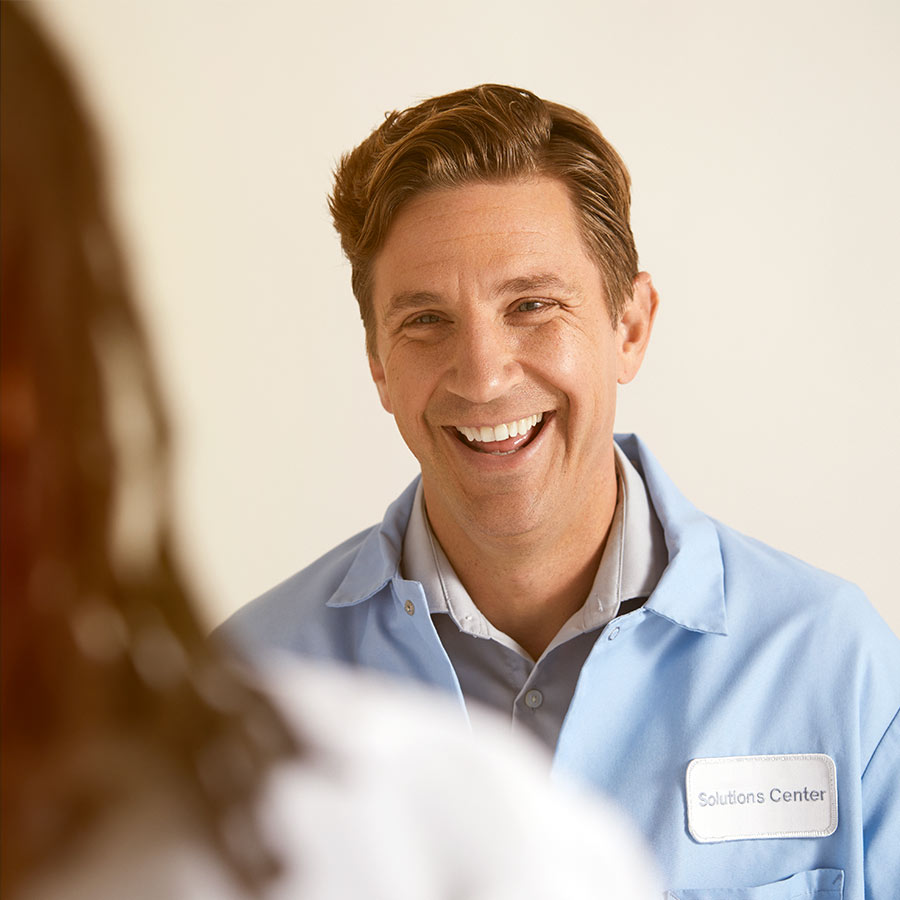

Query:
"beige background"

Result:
[[35, 0, 899, 636]]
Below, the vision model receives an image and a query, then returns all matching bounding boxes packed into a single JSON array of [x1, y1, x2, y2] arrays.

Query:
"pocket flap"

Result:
[[666, 867, 844, 900]]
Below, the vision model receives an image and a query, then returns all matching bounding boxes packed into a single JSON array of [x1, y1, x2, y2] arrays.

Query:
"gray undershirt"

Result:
[[401, 444, 668, 752]]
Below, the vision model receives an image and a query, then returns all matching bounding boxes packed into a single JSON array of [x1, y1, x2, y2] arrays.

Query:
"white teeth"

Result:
[[455, 412, 544, 444]]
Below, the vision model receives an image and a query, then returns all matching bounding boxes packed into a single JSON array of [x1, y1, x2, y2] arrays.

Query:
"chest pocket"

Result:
[[666, 868, 843, 900]]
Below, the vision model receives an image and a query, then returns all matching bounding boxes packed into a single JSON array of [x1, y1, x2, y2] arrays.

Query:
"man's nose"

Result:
[[444, 320, 523, 405]]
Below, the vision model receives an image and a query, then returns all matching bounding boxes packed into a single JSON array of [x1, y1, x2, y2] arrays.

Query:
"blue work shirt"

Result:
[[220, 435, 900, 898]]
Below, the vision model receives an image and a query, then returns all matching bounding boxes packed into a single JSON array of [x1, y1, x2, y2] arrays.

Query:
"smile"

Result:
[[453, 413, 546, 455]]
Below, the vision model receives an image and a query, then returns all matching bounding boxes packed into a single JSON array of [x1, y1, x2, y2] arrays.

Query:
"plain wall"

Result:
[[36, 0, 900, 636]]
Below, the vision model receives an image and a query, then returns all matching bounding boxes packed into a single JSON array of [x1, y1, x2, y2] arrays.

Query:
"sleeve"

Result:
[[861, 707, 900, 900]]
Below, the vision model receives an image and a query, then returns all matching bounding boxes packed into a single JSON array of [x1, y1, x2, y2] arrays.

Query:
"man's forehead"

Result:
[[371, 179, 597, 303], [383, 176, 577, 236]]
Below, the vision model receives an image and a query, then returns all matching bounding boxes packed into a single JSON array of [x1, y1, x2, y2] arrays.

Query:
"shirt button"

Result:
[[525, 689, 543, 709], [404, 599, 415, 616], [607, 626, 620, 641]]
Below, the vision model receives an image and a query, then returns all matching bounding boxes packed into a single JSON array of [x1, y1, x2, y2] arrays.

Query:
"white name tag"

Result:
[[686, 754, 837, 843]]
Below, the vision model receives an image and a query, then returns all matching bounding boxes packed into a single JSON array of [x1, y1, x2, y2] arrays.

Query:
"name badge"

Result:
[[686, 754, 837, 843]]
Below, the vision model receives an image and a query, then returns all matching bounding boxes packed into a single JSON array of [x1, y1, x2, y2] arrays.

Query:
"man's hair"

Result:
[[329, 84, 639, 353]]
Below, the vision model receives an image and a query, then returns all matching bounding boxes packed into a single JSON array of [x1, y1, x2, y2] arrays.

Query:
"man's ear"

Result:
[[368, 354, 394, 414], [616, 271, 659, 385]]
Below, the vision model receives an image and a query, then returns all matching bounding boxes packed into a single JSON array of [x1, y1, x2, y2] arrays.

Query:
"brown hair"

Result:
[[1, 6, 296, 895], [329, 84, 639, 353]]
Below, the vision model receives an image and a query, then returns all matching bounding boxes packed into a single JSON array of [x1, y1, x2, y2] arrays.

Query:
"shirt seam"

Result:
[[861, 703, 900, 782]]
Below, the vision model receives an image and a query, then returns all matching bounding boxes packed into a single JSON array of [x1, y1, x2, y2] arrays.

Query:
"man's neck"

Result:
[[423, 471, 619, 661]]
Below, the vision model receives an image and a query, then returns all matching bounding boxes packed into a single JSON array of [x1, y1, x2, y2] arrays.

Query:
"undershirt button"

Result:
[[404, 599, 415, 616], [525, 689, 544, 709]]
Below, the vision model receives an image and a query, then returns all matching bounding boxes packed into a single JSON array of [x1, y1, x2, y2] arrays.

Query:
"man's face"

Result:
[[368, 177, 653, 542]]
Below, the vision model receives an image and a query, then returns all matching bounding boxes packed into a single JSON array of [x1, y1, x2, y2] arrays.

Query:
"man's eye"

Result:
[[516, 299, 548, 312], [409, 313, 441, 326]]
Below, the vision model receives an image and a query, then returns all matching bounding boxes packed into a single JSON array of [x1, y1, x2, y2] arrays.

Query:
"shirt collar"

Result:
[[327, 435, 728, 638], [616, 433, 728, 635], [325, 478, 416, 608]]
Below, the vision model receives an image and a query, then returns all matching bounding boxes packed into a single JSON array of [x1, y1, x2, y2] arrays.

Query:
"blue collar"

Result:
[[326, 479, 417, 608], [617, 434, 727, 635]]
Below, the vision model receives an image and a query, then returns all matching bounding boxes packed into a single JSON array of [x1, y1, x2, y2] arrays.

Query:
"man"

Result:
[[221, 85, 899, 895]]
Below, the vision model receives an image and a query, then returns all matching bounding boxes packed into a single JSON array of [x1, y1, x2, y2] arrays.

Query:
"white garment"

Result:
[[23, 660, 661, 900]]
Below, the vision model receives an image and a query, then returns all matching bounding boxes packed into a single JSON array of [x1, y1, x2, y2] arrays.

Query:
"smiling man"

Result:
[[220, 85, 899, 896], [369, 176, 654, 662]]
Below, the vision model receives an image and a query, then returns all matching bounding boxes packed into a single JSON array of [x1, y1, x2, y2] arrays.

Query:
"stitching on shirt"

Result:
[[861, 703, 900, 782], [589, 458, 626, 626], [422, 499, 455, 619], [614, 462, 626, 614]]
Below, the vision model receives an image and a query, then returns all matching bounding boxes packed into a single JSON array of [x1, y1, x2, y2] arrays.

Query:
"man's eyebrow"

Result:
[[383, 290, 441, 320], [496, 273, 576, 295]]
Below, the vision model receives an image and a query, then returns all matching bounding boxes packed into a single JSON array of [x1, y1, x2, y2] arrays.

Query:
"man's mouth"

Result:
[[452, 412, 547, 455]]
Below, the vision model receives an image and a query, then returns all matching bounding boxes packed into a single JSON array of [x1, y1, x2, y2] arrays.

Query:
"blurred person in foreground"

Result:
[[0, 5, 660, 899], [220, 81, 900, 896]]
